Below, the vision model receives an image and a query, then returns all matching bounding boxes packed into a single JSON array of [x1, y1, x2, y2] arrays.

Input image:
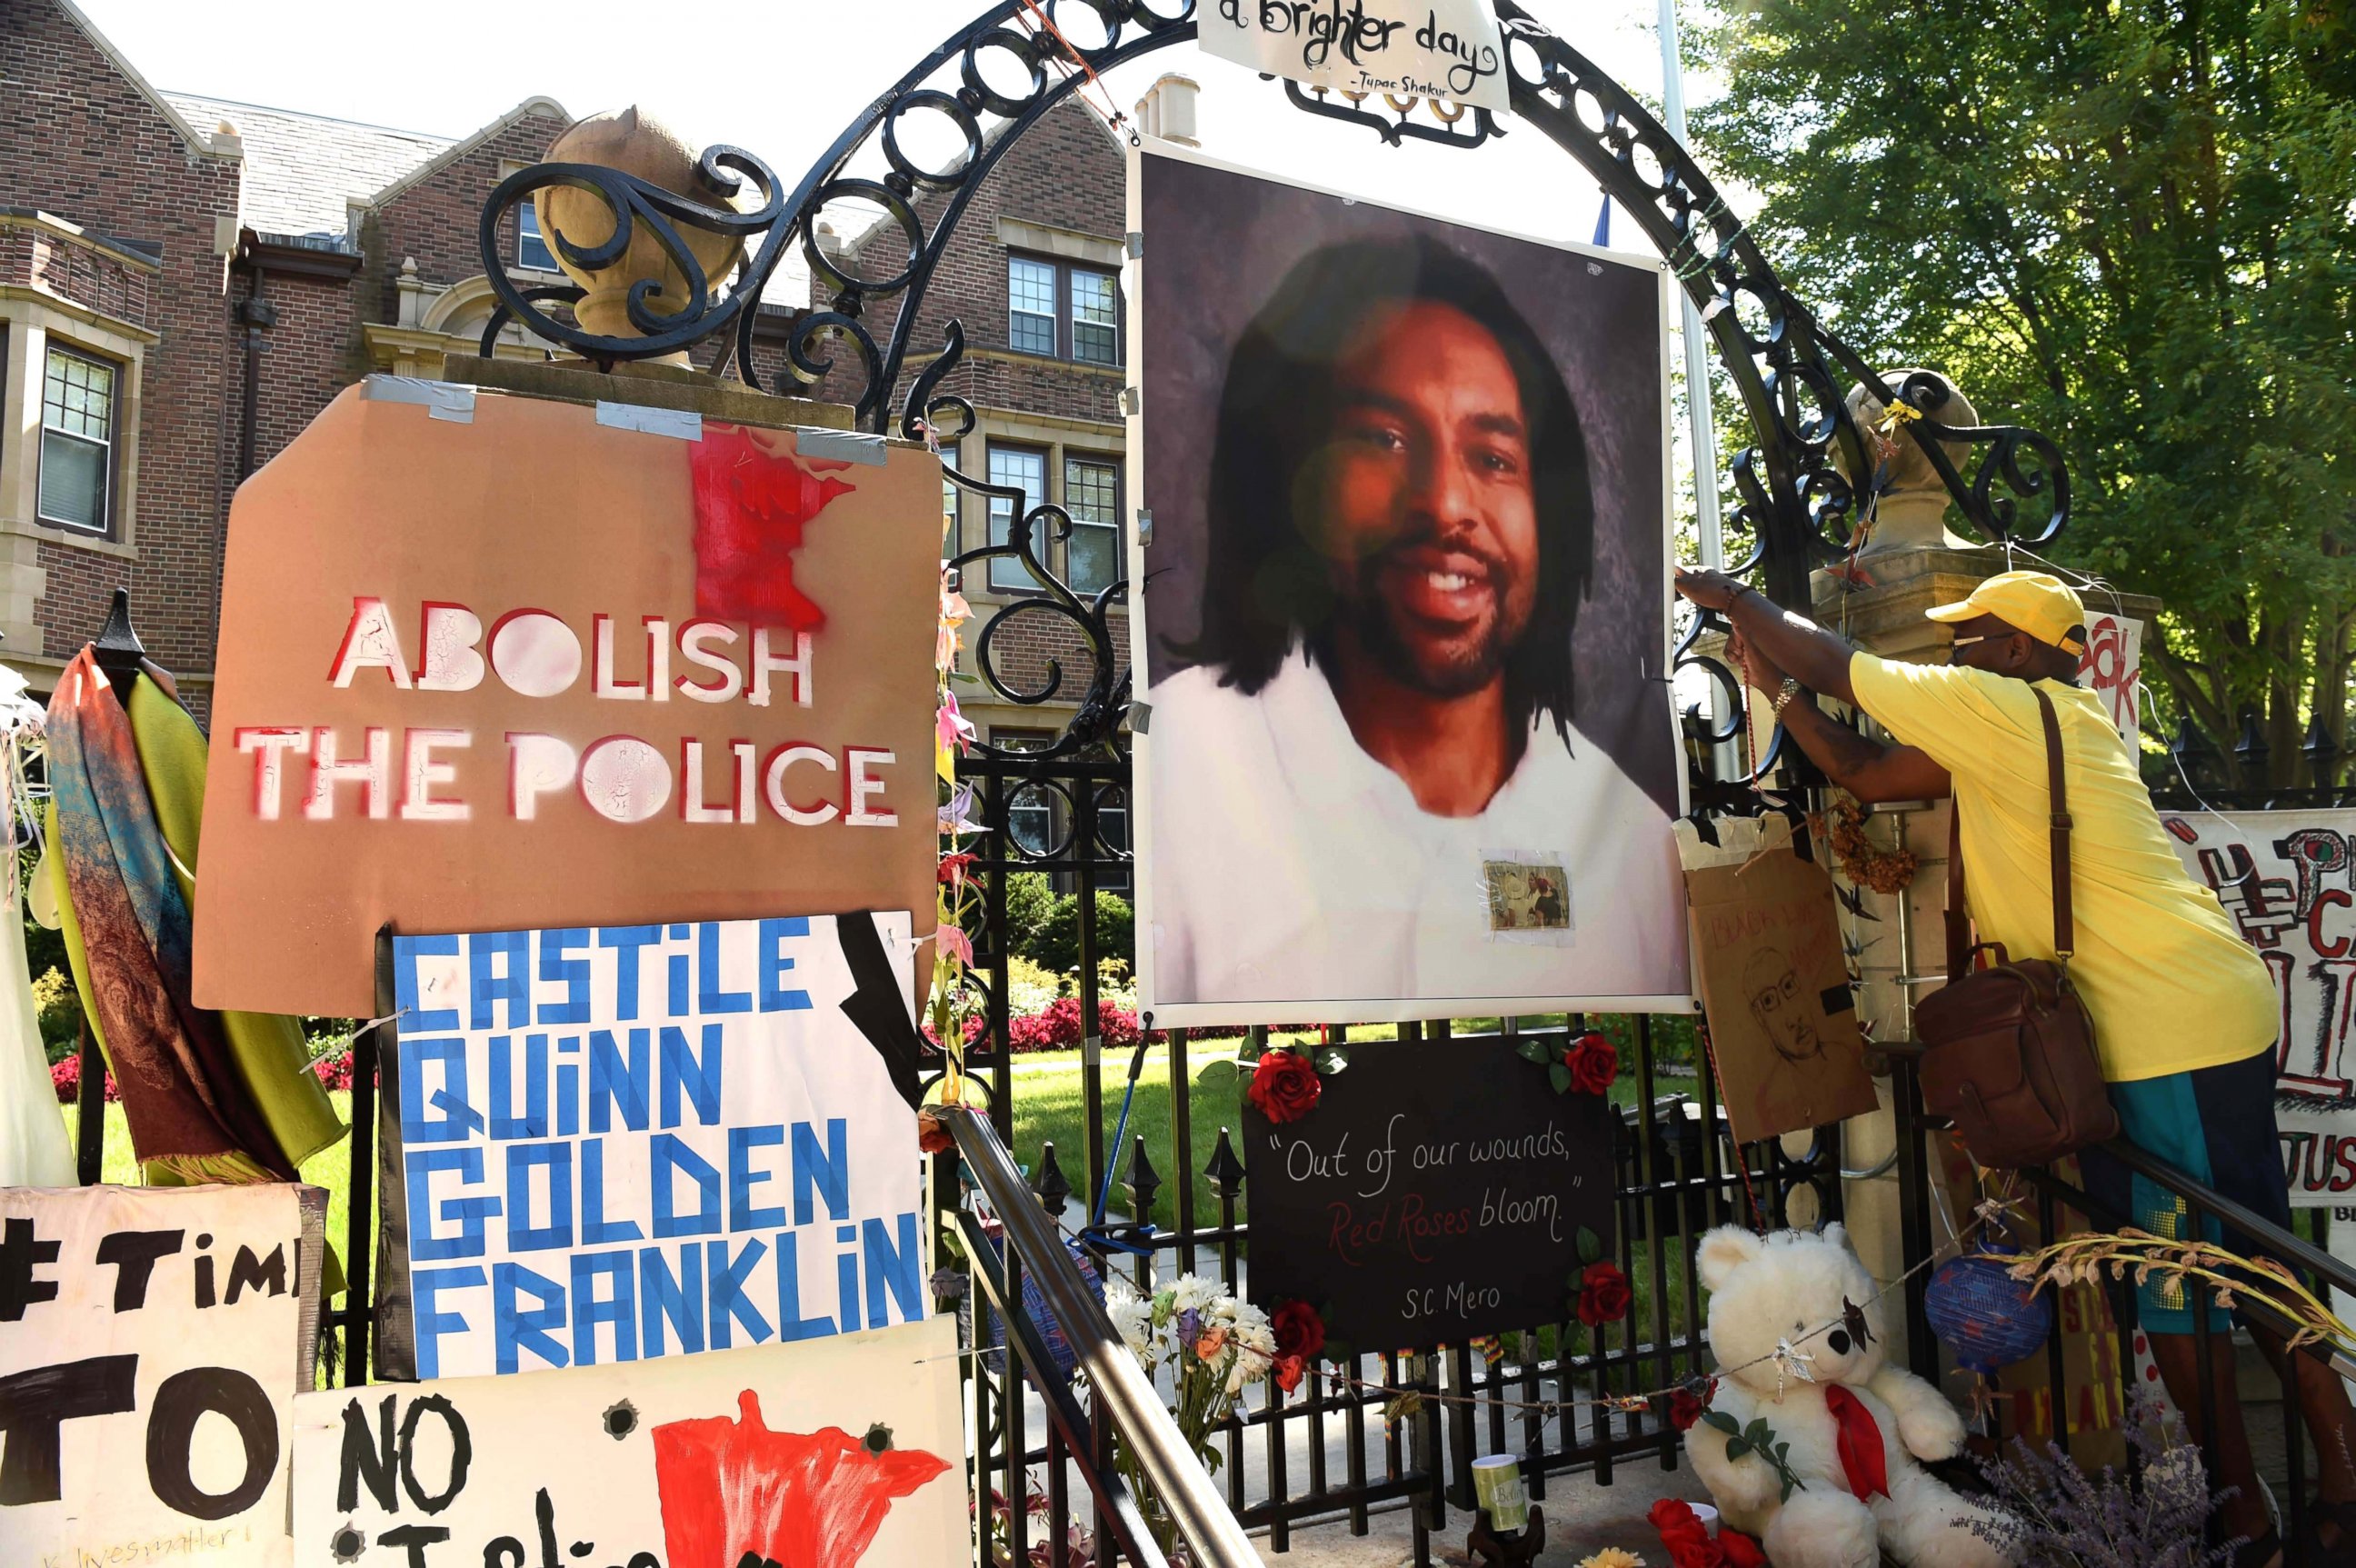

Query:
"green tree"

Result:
[[1692, 0, 2356, 784]]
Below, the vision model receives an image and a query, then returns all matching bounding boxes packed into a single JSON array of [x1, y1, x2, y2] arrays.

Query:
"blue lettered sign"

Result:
[[373, 914, 926, 1381]]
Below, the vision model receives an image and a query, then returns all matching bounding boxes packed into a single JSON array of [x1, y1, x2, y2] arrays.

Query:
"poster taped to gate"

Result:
[[0, 1183, 323, 1567], [372, 914, 929, 1382], [291, 1318, 968, 1568], [1127, 141, 1689, 1026], [197, 389, 942, 1018], [2161, 808, 2356, 1205]]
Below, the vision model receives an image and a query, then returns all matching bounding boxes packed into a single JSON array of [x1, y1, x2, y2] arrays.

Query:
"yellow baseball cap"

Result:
[[1924, 570, 2086, 655]]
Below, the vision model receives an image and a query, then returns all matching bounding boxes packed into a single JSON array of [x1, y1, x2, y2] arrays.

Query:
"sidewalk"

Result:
[[1266, 1462, 1712, 1567]]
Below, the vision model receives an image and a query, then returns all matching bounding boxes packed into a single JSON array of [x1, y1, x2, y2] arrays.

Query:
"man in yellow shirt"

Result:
[[1675, 565, 2351, 1567]]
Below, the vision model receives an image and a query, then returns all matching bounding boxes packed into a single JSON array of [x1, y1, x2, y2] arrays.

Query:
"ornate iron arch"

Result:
[[476, 0, 2069, 789]]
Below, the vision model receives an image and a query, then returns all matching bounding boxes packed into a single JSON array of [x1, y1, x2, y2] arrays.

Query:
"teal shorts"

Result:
[[2076, 1046, 2295, 1334]]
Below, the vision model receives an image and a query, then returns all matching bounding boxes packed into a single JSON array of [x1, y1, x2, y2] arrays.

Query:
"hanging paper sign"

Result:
[[195, 386, 941, 1018], [0, 1183, 321, 1567], [372, 914, 929, 1383], [1195, 0, 1512, 114], [2074, 613, 2143, 747], [2161, 809, 2356, 1205], [291, 1318, 968, 1568], [1242, 1035, 1616, 1351]]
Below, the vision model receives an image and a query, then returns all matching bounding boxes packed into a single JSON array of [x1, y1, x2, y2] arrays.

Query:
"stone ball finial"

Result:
[[533, 106, 757, 344], [1838, 369, 1981, 555]]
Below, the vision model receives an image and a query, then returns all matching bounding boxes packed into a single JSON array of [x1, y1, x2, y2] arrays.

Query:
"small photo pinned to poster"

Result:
[[1126, 140, 1692, 1027], [1481, 851, 1575, 945]]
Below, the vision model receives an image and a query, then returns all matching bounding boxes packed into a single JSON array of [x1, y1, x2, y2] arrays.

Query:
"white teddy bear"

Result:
[[1684, 1223, 2011, 1568]]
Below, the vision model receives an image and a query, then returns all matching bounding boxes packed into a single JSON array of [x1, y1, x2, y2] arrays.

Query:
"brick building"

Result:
[[1, 0, 1166, 817]]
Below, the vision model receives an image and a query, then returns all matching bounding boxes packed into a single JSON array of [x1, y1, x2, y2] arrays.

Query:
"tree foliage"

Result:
[[1692, 0, 2356, 783]]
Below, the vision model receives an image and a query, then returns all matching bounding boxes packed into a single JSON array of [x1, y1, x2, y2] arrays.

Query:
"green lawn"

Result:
[[65, 1092, 360, 1263]]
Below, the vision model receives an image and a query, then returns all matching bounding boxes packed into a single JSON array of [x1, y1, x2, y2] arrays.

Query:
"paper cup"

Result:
[[1471, 1454, 1529, 1534], [1690, 1503, 1722, 1533]]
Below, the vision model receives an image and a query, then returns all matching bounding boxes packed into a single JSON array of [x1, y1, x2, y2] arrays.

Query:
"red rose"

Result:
[[915, 1108, 955, 1154], [1720, 1530, 1767, 1568], [1273, 1300, 1326, 1361], [1247, 1050, 1323, 1124], [1576, 1262, 1632, 1326], [1649, 1499, 1722, 1568], [1273, 1353, 1305, 1393], [1669, 1387, 1706, 1432], [1564, 1033, 1618, 1094]]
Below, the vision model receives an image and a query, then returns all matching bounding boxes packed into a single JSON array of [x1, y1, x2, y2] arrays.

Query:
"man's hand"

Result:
[[1674, 568, 1749, 613], [1726, 630, 1787, 697]]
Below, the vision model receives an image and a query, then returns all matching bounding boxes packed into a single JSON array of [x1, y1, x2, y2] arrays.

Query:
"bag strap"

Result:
[[2036, 686, 2074, 961], [1945, 686, 2074, 980]]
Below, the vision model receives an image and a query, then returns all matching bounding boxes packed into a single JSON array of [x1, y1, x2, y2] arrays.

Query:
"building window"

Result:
[[1009, 256, 1058, 356], [1007, 255, 1121, 365], [1071, 268, 1119, 365], [518, 203, 558, 272], [1063, 455, 1121, 596], [942, 476, 961, 561], [987, 444, 1047, 594], [1096, 771, 1131, 893], [38, 346, 115, 534], [993, 730, 1057, 862]]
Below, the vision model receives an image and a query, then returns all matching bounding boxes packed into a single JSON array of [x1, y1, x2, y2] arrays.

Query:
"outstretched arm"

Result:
[[1676, 569, 1864, 706], [1774, 682, 1952, 805]]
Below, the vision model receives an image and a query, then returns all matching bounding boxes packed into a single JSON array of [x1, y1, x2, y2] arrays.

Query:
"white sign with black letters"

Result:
[[1197, 0, 1512, 113], [0, 1183, 315, 1567]]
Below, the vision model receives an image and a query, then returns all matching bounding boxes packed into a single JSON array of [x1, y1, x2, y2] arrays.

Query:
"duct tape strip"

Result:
[[363, 375, 476, 423], [1129, 699, 1153, 734], [794, 426, 888, 466], [595, 402, 703, 440]]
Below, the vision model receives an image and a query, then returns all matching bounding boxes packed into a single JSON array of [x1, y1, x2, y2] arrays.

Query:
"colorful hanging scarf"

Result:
[[47, 649, 292, 1183]]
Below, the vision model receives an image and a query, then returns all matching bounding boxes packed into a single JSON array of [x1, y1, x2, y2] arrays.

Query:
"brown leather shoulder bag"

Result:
[[1912, 686, 2120, 1169]]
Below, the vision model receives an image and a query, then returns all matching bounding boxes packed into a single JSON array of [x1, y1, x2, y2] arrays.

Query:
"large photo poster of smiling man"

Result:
[[1128, 143, 1690, 1025]]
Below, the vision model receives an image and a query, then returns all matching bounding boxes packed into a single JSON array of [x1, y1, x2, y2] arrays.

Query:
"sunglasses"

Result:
[[1949, 634, 1998, 650]]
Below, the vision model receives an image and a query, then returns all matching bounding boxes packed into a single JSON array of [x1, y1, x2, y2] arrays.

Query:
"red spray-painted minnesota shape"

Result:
[[688, 423, 856, 632], [651, 1391, 950, 1568]]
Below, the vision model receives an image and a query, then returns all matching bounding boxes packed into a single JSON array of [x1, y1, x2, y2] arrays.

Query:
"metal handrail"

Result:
[[943, 1104, 1263, 1568]]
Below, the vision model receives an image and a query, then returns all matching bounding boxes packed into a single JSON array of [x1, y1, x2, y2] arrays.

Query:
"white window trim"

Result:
[[35, 344, 118, 535]]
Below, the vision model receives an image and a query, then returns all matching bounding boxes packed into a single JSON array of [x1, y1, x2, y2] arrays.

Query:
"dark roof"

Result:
[[163, 93, 454, 246]]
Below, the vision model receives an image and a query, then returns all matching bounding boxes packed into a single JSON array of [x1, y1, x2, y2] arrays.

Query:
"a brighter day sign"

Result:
[[194, 388, 942, 1018], [375, 915, 927, 1383]]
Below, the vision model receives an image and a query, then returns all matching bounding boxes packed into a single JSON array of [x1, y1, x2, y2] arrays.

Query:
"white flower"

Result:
[[1107, 1291, 1153, 1359], [1169, 1275, 1221, 1315], [1226, 1345, 1272, 1397]]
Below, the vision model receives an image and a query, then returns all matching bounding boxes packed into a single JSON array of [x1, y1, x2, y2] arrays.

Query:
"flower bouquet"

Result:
[[1103, 1274, 1277, 1554]]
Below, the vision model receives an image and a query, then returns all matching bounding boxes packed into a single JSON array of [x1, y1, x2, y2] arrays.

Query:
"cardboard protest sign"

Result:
[[1195, 0, 1512, 112], [292, 1318, 967, 1568], [1678, 816, 1877, 1144], [374, 914, 928, 1383], [1243, 1036, 1616, 1350], [0, 1183, 321, 1567], [196, 385, 940, 1018], [2161, 809, 2356, 1204]]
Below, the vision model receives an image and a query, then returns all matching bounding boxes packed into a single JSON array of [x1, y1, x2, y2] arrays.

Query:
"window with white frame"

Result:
[[942, 475, 960, 560], [994, 729, 1057, 862], [518, 203, 558, 272], [1007, 255, 1121, 365], [987, 444, 1046, 593], [1095, 770, 1131, 892], [1008, 256, 1058, 356], [38, 346, 116, 534], [1063, 454, 1121, 595]]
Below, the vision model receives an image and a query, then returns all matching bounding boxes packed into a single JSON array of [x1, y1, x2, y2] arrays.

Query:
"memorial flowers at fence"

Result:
[[1227, 1035, 1347, 1124], [1105, 1274, 1277, 1555], [1518, 1029, 1619, 1095]]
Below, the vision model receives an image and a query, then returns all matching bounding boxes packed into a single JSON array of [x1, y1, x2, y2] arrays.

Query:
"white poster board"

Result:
[[2075, 612, 2144, 748], [2161, 809, 2356, 1205], [376, 914, 928, 1380], [1126, 140, 1690, 1027], [0, 1183, 316, 1567], [1195, 0, 1512, 113], [291, 1318, 968, 1568]]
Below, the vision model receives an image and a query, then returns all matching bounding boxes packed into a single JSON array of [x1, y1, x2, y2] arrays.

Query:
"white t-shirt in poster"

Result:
[[1144, 648, 1689, 1015]]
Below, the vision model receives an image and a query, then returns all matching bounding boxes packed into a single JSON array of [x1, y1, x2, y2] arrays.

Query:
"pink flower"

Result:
[[937, 924, 975, 968], [935, 694, 975, 756]]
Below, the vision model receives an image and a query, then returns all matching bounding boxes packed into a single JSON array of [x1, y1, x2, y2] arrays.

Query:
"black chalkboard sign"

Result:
[[1243, 1036, 1619, 1352]]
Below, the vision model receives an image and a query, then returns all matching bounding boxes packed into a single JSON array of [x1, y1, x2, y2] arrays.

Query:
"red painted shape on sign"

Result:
[[652, 1391, 950, 1568], [689, 424, 856, 631]]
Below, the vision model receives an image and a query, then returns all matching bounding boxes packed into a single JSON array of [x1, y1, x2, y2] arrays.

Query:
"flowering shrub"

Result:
[[311, 1050, 356, 1092], [50, 1052, 117, 1104]]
